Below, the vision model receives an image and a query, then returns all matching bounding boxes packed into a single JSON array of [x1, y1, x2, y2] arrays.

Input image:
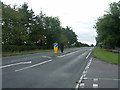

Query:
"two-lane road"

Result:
[[2, 47, 94, 88]]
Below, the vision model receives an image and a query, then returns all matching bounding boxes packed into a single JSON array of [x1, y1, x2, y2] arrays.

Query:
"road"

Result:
[[1, 47, 119, 89]]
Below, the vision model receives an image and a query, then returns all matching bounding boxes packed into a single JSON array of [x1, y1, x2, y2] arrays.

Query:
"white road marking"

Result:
[[81, 52, 88, 56], [83, 74, 86, 77], [85, 58, 92, 70], [0, 61, 32, 69], [83, 77, 88, 80], [42, 56, 52, 59], [75, 58, 93, 89], [93, 84, 98, 88], [15, 59, 52, 72], [86, 51, 92, 59], [75, 75, 84, 89], [80, 83, 85, 87], [75, 84, 79, 89], [83, 70, 87, 74], [57, 50, 79, 58]]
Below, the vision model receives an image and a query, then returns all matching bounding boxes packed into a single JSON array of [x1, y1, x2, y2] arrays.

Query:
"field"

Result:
[[92, 47, 119, 65]]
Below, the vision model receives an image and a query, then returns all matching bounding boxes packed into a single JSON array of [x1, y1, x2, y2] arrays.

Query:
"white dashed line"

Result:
[[15, 59, 52, 72], [93, 84, 98, 88], [83, 70, 87, 74], [75, 75, 84, 89], [75, 58, 93, 89], [80, 83, 85, 88], [0, 61, 32, 69], [83, 77, 88, 80], [57, 50, 79, 58]]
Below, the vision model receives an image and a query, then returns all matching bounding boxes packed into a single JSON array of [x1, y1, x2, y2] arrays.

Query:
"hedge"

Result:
[[2, 45, 47, 52]]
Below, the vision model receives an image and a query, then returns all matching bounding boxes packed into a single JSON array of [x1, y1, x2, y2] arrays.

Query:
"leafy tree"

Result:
[[2, 3, 28, 45], [2, 2, 78, 51], [90, 44, 94, 47], [95, 1, 120, 49]]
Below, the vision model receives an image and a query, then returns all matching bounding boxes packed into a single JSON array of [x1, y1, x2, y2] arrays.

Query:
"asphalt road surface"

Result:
[[1, 47, 119, 89], [78, 58, 119, 88]]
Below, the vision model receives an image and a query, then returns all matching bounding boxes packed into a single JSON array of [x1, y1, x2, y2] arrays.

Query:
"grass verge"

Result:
[[92, 47, 119, 65], [2, 49, 52, 57]]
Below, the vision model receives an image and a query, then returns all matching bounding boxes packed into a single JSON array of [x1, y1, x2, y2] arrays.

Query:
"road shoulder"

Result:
[[79, 57, 119, 88]]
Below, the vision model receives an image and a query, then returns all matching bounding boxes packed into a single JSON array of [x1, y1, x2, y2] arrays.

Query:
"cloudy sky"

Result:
[[2, 0, 119, 45]]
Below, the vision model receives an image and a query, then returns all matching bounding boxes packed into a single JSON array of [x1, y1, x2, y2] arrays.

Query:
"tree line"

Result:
[[2, 2, 90, 52], [95, 1, 120, 49]]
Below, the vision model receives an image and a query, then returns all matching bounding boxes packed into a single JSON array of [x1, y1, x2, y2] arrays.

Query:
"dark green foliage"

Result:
[[3, 45, 46, 52], [75, 41, 89, 47], [95, 1, 120, 49], [2, 2, 78, 52], [90, 44, 94, 47]]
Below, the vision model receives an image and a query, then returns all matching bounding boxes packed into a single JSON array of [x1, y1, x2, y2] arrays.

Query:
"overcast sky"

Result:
[[2, 0, 119, 45]]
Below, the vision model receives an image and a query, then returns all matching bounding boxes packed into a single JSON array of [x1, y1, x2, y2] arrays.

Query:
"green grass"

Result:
[[2, 49, 53, 57], [92, 47, 119, 65]]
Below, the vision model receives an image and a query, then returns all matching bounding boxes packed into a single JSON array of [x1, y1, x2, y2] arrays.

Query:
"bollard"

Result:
[[54, 43, 58, 54]]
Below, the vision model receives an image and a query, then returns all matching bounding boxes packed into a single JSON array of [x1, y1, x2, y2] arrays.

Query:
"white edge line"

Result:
[[75, 75, 84, 89], [75, 58, 93, 89], [15, 59, 52, 72], [86, 51, 92, 59], [0, 61, 32, 69]]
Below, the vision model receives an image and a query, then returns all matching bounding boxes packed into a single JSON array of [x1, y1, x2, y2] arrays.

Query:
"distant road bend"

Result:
[[2, 47, 94, 88]]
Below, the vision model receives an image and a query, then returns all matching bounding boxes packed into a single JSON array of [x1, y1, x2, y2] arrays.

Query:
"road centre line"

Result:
[[0, 61, 32, 69], [57, 50, 79, 58], [15, 59, 52, 72]]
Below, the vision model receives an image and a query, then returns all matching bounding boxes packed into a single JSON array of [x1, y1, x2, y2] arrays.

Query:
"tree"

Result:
[[2, 3, 28, 45], [95, 1, 120, 49], [2, 2, 78, 51], [90, 44, 94, 47]]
